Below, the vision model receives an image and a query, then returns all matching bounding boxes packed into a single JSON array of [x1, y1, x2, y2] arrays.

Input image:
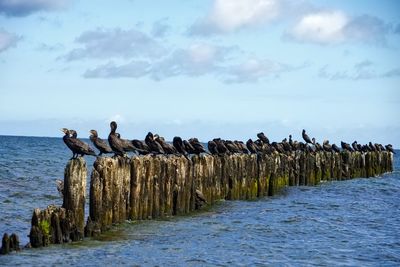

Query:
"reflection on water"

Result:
[[0, 136, 399, 266]]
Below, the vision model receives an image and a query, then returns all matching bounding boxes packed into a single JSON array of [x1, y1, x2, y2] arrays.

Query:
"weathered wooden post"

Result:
[[63, 158, 87, 240]]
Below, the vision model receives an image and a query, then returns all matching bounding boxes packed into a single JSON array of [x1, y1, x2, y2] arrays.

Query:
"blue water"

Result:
[[0, 135, 399, 266]]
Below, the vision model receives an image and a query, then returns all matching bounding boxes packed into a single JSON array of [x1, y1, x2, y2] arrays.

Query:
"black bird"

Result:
[[368, 142, 377, 152], [224, 140, 240, 154], [332, 144, 341, 153], [131, 139, 151, 155], [61, 128, 96, 159], [246, 139, 258, 154], [173, 136, 187, 155], [385, 144, 395, 153], [351, 141, 359, 152], [189, 138, 208, 155], [89, 130, 113, 156], [155, 135, 177, 154], [271, 142, 285, 154], [207, 140, 219, 155], [213, 138, 229, 155], [281, 138, 292, 152], [323, 140, 332, 152], [288, 134, 293, 147], [257, 132, 270, 144], [145, 132, 165, 154], [234, 141, 249, 154], [108, 121, 130, 156], [341, 141, 353, 152], [183, 140, 196, 154], [302, 129, 313, 144]]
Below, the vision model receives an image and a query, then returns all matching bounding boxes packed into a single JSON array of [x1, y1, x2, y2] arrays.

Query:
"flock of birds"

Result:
[[61, 122, 395, 160]]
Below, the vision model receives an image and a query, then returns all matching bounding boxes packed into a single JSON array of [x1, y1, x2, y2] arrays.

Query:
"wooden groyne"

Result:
[[84, 151, 393, 235], [1, 150, 393, 252]]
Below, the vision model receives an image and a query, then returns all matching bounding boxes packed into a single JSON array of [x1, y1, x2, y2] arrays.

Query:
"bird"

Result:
[[89, 130, 113, 156], [323, 140, 332, 152], [341, 141, 353, 152], [61, 128, 96, 159], [173, 136, 187, 156], [385, 144, 395, 153], [183, 140, 196, 154], [108, 121, 129, 156], [131, 139, 151, 155], [145, 132, 165, 154], [352, 141, 360, 152], [332, 144, 341, 153], [224, 140, 240, 154], [234, 141, 249, 154], [213, 138, 229, 155], [257, 132, 270, 144], [207, 140, 219, 155], [189, 138, 209, 155], [246, 139, 258, 154], [281, 138, 292, 152], [154, 135, 177, 154], [302, 129, 313, 144]]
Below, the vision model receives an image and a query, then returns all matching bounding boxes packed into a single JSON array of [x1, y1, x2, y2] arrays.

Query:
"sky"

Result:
[[0, 0, 399, 146]]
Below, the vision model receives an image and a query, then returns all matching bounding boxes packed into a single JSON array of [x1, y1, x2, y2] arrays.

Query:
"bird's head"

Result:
[[61, 128, 69, 135]]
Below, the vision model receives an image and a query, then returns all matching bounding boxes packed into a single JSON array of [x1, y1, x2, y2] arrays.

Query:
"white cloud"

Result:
[[0, 29, 20, 53], [63, 28, 165, 61], [286, 11, 390, 45], [189, 0, 281, 35], [287, 11, 349, 44], [223, 58, 295, 83], [318, 61, 400, 80], [0, 0, 69, 17]]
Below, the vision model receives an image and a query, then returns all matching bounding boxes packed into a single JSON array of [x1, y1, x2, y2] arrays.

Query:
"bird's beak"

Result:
[[60, 128, 66, 133]]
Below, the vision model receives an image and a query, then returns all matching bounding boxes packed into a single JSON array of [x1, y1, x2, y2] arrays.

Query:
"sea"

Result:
[[0, 135, 399, 266]]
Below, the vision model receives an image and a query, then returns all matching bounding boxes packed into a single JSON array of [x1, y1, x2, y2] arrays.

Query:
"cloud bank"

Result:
[[0, 0, 69, 17], [286, 11, 391, 45]]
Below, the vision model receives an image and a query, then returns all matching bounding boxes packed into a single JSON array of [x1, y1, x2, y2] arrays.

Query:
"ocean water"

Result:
[[0, 135, 399, 266]]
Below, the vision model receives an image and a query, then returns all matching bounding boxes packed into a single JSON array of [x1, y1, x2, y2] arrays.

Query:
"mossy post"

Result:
[[62, 157, 87, 241]]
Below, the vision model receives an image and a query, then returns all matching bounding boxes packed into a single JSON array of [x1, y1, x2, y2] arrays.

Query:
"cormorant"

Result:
[[341, 141, 353, 152], [224, 140, 240, 154], [385, 144, 395, 153], [288, 135, 293, 147], [155, 135, 177, 154], [173, 137, 187, 155], [207, 140, 219, 155], [131, 139, 151, 155], [323, 140, 332, 152], [89, 130, 113, 156], [368, 142, 376, 152], [108, 121, 129, 156], [257, 132, 270, 144], [351, 141, 359, 152], [61, 128, 96, 159], [332, 144, 341, 153], [271, 142, 285, 154], [145, 132, 165, 154], [246, 139, 258, 154], [281, 138, 292, 152], [189, 138, 209, 155], [302, 129, 313, 144], [213, 138, 229, 155], [234, 141, 249, 154], [183, 140, 196, 154]]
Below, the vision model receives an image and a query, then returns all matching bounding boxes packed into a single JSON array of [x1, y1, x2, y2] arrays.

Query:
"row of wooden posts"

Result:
[[1, 150, 393, 252]]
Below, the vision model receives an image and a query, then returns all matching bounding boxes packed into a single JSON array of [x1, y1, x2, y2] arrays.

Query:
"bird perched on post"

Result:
[[61, 128, 96, 159], [302, 129, 313, 145], [89, 130, 113, 156], [108, 121, 137, 156]]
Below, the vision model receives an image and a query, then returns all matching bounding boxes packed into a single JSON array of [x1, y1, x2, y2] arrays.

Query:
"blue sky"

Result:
[[0, 0, 399, 146]]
